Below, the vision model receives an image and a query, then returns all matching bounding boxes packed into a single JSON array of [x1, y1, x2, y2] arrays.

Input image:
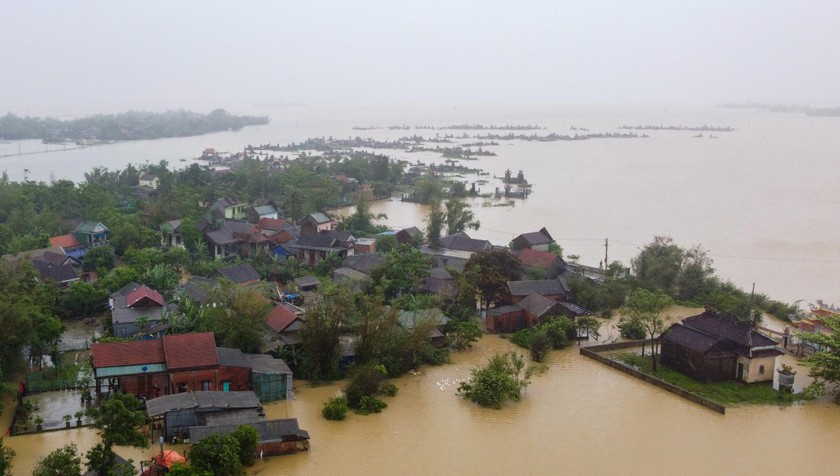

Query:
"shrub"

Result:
[[322, 395, 349, 421], [529, 330, 550, 362], [458, 351, 530, 409], [618, 317, 647, 340], [356, 395, 387, 415], [380, 382, 399, 397], [509, 327, 534, 349]]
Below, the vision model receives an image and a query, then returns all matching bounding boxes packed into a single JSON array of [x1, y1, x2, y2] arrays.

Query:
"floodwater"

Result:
[[3, 105, 840, 473], [4, 309, 839, 475]]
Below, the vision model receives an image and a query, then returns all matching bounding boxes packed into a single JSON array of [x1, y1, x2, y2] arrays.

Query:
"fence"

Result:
[[581, 342, 726, 414]]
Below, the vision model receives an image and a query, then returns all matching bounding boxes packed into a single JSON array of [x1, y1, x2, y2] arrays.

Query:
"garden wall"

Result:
[[581, 342, 726, 414]]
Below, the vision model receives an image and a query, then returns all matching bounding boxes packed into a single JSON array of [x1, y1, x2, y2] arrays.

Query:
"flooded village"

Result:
[[1, 118, 840, 476]]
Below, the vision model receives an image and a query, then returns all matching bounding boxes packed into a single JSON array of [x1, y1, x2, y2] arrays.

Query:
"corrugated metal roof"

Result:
[[146, 391, 261, 417]]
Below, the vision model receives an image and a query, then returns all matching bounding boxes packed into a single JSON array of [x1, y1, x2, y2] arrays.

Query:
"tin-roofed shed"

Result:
[[190, 418, 310, 456], [245, 354, 294, 401]]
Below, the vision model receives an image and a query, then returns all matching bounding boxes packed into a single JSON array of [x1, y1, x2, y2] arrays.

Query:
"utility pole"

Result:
[[604, 238, 609, 267]]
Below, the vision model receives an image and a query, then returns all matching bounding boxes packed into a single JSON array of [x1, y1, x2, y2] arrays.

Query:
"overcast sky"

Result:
[[2, 1, 839, 115]]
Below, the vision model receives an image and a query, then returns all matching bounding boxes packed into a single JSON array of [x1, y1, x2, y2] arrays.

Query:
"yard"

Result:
[[612, 352, 803, 406]]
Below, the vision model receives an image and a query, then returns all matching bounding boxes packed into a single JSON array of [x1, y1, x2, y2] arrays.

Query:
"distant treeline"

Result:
[[618, 125, 735, 132], [0, 109, 269, 141], [718, 102, 840, 117], [352, 124, 544, 131]]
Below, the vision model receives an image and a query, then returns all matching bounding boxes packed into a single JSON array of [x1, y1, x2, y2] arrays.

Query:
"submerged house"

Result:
[[514, 248, 567, 279], [660, 308, 783, 383], [506, 278, 570, 303], [189, 418, 310, 456], [146, 391, 263, 440], [91, 332, 294, 402], [511, 227, 554, 251]]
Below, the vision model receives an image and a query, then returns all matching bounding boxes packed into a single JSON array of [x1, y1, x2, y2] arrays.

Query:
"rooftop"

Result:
[[162, 332, 219, 370]]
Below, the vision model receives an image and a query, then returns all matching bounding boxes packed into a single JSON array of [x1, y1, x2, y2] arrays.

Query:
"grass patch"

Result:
[[612, 352, 802, 406]]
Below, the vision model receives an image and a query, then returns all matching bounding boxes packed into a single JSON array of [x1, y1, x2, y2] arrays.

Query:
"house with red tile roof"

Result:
[[514, 248, 567, 279], [91, 331, 293, 402], [264, 303, 306, 349], [110, 282, 166, 337]]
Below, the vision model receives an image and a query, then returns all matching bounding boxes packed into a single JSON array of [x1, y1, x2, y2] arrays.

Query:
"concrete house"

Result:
[[660, 308, 783, 383], [511, 227, 554, 251], [73, 221, 109, 248], [300, 212, 335, 235], [139, 174, 159, 189], [110, 282, 166, 337]]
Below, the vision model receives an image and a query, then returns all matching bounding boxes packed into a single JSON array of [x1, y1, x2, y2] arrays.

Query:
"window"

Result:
[[759, 365, 765, 375], [201, 381, 211, 391]]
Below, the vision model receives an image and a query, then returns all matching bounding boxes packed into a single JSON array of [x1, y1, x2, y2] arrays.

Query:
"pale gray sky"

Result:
[[2, 1, 839, 115]]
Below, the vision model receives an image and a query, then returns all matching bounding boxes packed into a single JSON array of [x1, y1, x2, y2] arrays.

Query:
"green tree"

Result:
[[299, 299, 343, 381], [140, 263, 178, 299], [96, 266, 140, 295], [370, 245, 431, 299], [187, 434, 243, 476], [425, 199, 445, 243], [802, 314, 840, 402], [574, 315, 601, 345], [85, 393, 148, 475], [82, 245, 116, 273], [60, 281, 107, 318], [0, 437, 13, 476], [344, 363, 390, 413], [208, 288, 271, 353], [632, 236, 684, 295], [529, 329, 550, 362], [321, 395, 349, 421], [675, 245, 715, 301], [414, 176, 443, 204], [462, 250, 522, 309], [444, 199, 480, 235], [168, 463, 213, 476], [621, 289, 673, 370], [229, 425, 259, 467], [33, 444, 82, 476], [458, 351, 530, 409], [376, 234, 397, 254], [28, 311, 64, 369], [446, 319, 482, 350]]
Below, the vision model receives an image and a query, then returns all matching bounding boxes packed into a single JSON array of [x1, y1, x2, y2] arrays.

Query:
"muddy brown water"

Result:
[[5, 315, 839, 475]]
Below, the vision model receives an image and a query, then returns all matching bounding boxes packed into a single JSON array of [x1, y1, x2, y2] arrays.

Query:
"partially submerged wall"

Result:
[[581, 342, 726, 414]]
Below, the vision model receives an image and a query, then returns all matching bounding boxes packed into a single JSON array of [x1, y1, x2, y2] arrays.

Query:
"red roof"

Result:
[[49, 234, 82, 248], [126, 286, 165, 308], [258, 217, 288, 231], [162, 332, 219, 370], [91, 340, 166, 368], [517, 248, 561, 269], [265, 305, 300, 333]]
